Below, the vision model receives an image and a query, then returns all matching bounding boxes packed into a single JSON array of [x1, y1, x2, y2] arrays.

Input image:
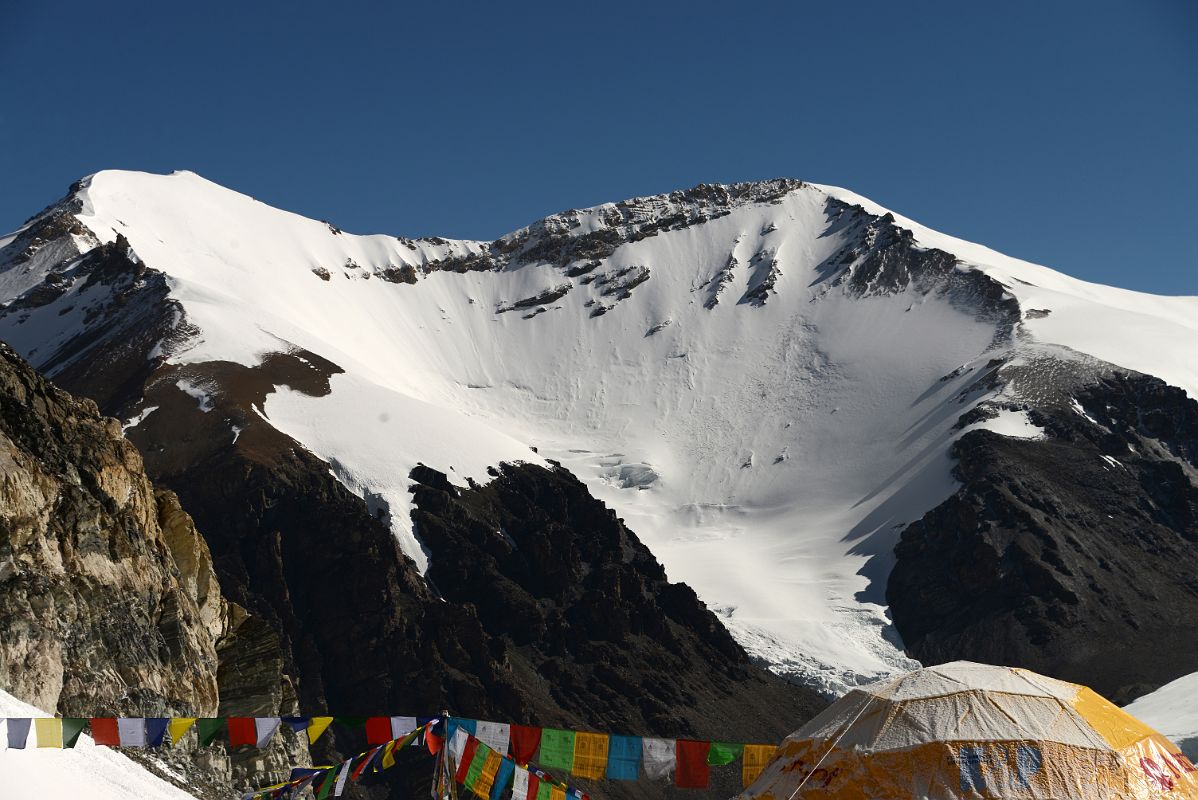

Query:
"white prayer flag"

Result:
[[513, 765, 531, 798], [641, 737, 676, 780], [334, 757, 353, 796], [474, 720, 510, 755], [390, 715, 417, 739], [118, 718, 147, 747], [449, 727, 470, 764], [255, 717, 281, 748]]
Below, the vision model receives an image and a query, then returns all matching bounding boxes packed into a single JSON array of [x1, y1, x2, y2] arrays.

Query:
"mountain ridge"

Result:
[[2, 169, 1196, 703]]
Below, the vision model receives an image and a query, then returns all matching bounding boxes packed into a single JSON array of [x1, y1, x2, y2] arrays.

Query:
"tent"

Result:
[[738, 661, 1198, 800]]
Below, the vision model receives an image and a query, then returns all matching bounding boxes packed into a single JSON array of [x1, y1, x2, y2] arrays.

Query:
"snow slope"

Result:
[[5, 169, 1197, 695], [0, 691, 197, 800], [1124, 671, 1198, 760]]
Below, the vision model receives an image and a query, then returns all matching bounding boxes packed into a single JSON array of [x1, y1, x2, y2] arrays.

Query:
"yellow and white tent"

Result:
[[740, 661, 1198, 800]]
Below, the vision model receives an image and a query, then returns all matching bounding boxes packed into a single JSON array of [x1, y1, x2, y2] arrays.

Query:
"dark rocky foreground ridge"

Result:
[[0, 338, 823, 799], [888, 365, 1198, 704]]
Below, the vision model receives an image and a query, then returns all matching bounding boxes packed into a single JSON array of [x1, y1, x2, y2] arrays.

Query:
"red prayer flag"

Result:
[[509, 725, 542, 764], [675, 740, 712, 789], [427, 731, 444, 755], [365, 716, 393, 745], [455, 737, 481, 783], [90, 718, 120, 747], [227, 717, 257, 747]]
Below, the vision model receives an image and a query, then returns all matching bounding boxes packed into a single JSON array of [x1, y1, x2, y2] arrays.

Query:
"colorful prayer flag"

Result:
[[168, 718, 196, 745], [455, 737, 481, 783], [228, 717, 257, 747], [62, 718, 87, 749], [391, 716, 417, 739], [641, 737, 675, 780], [674, 740, 711, 788], [255, 718, 281, 748], [90, 718, 120, 747], [474, 720, 510, 755], [197, 717, 225, 746], [707, 741, 743, 766], [307, 716, 334, 744], [351, 746, 382, 782], [281, 716, 310, 733], [449, 727, 470, 766], [466, 747, 503, 798], [117, 718, 147, 747], [6, 718, 30, 749], [605, 735, 641, 780], [381, 738, 400, 769], [510, 724, 542, 764], [34, 718, 62, 748], [489, 757, 514, 800], [366, 716, 393, 745], [333, 757, 352, 797], [512, 765, 539, 800], [741, 744, 777, 788], [146, 718, 170, 747], [571, 732, 609, 780], [538, 729, 576, 773], [314, 765, 339, 800], [447, 717, 477, 741]]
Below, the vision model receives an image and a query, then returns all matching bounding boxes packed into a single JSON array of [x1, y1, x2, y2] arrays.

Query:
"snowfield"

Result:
[[6, 170, 1197, 695], [1124, 671, 1198, 760]]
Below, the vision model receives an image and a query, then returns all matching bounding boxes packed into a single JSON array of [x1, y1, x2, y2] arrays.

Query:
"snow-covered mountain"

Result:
[[2, 170, 1196, 700]]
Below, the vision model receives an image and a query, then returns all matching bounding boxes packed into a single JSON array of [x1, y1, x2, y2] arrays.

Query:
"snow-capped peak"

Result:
[[2, 169, 1196, 696]]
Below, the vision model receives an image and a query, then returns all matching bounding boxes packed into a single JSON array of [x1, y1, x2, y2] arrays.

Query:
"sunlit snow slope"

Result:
[[4, 170, 1196, 695], [0, 691, 196, 799], [1124, 671, 1198, 760]]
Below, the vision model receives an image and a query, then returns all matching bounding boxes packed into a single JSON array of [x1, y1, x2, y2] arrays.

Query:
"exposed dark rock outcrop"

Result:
[[888, 371, 1198, 704], [0, 342, 306, 797]]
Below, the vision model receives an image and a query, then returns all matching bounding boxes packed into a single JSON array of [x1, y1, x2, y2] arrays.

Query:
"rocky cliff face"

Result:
[[888, 366, 1198, 704], [0, 342, 306, 797], [0, 341, 222, 715]]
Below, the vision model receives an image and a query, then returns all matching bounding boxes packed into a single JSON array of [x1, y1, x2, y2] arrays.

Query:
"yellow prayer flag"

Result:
[[35, 718, 63, 749], [382, 738, 399, 770], [308, 716, 334, 745], [742, 744, 778, 788], [169, 718, 197, 745], [471, 750, 504, 798], [549, 786, 566, 800], [572, 732, 610, 780]]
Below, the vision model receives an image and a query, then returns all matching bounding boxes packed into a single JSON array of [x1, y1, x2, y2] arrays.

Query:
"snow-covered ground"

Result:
[[0, 691, 196, 800], [1124, 671, 1198, 760], [9, 169, 1198, 695]]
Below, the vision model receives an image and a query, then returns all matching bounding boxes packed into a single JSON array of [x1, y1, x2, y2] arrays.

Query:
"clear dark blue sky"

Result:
[[2, 1, 1194, 293]]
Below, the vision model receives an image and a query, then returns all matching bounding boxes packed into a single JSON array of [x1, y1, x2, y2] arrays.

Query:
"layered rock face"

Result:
[[0, 342, 306, 797], [888, 368, 1198, 704], [0, 341, 222, 715]]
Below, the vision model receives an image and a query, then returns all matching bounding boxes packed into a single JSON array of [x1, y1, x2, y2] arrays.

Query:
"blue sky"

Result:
[[2, 1, 1194, 294]]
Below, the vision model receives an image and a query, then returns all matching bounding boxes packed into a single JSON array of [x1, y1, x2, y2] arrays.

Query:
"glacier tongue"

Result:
[[7, 168, 1198, 696]]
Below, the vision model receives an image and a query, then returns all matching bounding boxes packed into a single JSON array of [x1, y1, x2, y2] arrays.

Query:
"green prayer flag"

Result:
[[335, 716, 368, 729], [538, 729, 576, 773], [62, 718, 88, 749], [315, 765, 338, 800], [197, 718, 224, 746], [535, 780, 554, 800], [707, 742, 744, 766], [464, 742, 492, 789]]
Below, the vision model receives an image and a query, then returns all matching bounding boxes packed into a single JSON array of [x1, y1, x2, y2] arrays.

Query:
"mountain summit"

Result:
[[2, 170, 1196, 703]]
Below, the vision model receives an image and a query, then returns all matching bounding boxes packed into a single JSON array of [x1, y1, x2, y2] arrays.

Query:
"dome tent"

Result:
[[739, 661, 1198, 800]]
